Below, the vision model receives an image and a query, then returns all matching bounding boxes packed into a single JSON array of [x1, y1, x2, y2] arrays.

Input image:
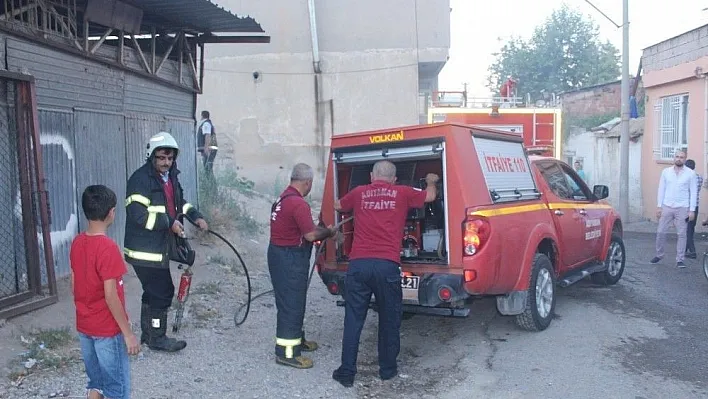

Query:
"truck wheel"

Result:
[[591, 233, 626, 286], [515, 253, 556, 332]]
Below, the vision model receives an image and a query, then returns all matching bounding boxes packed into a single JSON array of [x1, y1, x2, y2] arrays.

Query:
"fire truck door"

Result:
[[536, 161, 594, 269]]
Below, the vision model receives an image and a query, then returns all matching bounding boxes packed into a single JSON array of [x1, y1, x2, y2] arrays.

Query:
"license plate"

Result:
[[401, 276, 419, 290], [401, 276, 419, 302]]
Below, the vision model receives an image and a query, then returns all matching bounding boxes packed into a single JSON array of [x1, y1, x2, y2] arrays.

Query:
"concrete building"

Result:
[[197, 0, 451, 196], [559, 78, 647, 222], [0, 0, 267, 319], [641, 24, 708, 222], [564, 119, 645, 222]]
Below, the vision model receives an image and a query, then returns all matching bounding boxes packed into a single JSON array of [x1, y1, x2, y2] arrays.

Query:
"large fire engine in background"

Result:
[[427, 77, 563, 159]]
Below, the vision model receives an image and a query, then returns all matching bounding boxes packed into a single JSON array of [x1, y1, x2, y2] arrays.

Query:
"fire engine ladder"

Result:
[[531, 109, 556, 148]]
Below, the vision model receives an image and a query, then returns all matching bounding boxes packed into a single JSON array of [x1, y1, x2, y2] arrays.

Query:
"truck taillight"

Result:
[[463, 218, 490, 256]]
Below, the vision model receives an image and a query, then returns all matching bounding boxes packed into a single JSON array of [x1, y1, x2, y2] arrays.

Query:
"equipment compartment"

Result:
[[333, 155, 448, 265]]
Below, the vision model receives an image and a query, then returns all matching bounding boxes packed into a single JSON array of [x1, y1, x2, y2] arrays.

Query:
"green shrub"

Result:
[[198, 170, 261, 236]]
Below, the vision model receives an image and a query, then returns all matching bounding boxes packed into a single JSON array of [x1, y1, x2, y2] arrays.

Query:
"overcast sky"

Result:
[[438, 0, 708, 96]]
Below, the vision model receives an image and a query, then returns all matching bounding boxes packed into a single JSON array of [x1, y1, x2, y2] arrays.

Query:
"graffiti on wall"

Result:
[[14, 133, 78, 253]]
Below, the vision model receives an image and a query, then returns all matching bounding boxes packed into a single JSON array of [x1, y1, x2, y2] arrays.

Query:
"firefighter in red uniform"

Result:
[[124, 132, 208, 352], [268, 163, 337, 369], [332, 160, 439, 387], [500, 76, 517, 102]]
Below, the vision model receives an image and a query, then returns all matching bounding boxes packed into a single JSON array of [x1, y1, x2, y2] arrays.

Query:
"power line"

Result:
[[583, 0, 621, 28], [204, 62, 420, 76]]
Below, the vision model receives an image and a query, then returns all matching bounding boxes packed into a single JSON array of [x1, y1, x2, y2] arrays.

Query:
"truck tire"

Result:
[[591, 233, 626, 286], [515, 253, 556, 332]]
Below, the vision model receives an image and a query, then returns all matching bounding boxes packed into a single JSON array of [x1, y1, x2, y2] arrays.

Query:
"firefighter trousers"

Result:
[[132, 265, 175, 311], [267, 243, 312, 359], [338, 258, 402, 380]]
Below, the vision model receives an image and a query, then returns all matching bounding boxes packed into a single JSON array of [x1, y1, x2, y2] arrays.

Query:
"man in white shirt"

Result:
[[650, 149, 698, 268]]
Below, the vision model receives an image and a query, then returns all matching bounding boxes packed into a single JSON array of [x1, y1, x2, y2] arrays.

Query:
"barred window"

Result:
[[653, 94, 689, 160]]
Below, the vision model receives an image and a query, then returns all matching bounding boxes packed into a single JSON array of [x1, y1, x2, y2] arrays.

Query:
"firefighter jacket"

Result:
[[123, 161, 203, 268]]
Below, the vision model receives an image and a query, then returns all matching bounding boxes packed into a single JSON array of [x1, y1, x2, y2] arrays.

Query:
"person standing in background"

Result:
[[196, 110, 218, 179], [685, 159, 704, 258], [574, 160, 587, 182], [650, 150, 697, 268]]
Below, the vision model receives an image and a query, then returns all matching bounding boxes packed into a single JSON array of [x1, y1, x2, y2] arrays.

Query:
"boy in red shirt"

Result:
[[332, 161, 439, 387], [70, 185, 140, 399]]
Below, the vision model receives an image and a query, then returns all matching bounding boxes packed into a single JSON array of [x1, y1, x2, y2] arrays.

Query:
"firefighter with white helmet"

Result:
[[124, 131, 208, 352]]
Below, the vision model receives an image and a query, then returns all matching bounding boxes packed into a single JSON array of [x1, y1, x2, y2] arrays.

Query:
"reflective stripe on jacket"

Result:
[[123, 162, 203, 268]]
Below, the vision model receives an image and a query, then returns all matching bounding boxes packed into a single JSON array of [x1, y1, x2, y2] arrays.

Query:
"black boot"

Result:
[[140, 303, 150, 344], [147, 307, 187, 352]]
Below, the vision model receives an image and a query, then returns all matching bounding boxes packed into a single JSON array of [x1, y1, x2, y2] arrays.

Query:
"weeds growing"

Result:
[[197, 169, 262, 236], [8, 327, 79, 381]]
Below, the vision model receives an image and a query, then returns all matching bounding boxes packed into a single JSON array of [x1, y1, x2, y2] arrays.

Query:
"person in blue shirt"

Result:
[[574, 160, 587, 182]]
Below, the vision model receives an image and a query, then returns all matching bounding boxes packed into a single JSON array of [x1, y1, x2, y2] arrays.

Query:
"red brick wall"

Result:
[[560, 79, 645, 117]]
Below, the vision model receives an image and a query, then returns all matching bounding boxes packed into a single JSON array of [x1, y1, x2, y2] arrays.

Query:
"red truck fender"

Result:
[[598, 216, 623, 262], [511, 221, 560, 292]]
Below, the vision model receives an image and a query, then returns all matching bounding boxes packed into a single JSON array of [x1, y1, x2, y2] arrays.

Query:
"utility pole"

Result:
[[619, 0, 630, 221]]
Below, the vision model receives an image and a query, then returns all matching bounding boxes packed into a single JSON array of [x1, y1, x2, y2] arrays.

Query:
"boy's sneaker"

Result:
[[685, 251, 697, 259], [649, 257, 662, 264], [677, 261, 687, 268]]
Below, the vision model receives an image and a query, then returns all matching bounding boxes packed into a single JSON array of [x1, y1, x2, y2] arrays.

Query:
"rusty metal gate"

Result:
[[0, 71, 57, 320]]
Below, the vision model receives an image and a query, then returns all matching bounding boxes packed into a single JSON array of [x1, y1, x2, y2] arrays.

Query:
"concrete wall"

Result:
[[565, 128, 644, 222], [643, 24, 708, 73], [197, 0, 450, 197]]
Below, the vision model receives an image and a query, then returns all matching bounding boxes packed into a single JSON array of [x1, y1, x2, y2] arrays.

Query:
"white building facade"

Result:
[[197, 0, 451, 196]]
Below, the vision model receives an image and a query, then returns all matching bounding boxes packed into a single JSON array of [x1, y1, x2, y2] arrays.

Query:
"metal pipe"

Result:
[[28, 80, 58, 297], [619, 0, 630, 222], [307, 0, 321, 73]]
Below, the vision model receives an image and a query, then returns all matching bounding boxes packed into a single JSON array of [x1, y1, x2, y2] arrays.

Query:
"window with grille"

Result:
[[653, 94, 689, 160]]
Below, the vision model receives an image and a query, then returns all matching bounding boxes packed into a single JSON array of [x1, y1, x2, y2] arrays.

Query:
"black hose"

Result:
[[179, 213, 253, 326], [181, 213, 351, 327]]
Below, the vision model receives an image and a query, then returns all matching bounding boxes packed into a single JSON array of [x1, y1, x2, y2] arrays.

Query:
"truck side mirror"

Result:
[[593, 185, 609, 200]]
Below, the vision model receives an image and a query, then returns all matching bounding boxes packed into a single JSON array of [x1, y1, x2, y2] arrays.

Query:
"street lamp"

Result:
[[619, 0, 630, 222], [583, 0, 629, 221]]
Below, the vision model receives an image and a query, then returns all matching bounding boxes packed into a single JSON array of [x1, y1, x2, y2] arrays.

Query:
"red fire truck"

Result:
[[426, 87, 562, 159]]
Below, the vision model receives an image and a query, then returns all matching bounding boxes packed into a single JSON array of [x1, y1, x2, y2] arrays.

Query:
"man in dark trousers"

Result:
[[124, 132, 208, 352], [685, 159, 703, 258], [332, 160, 439, 387], [196, 110, 218, 178], [268, 163, 337, 369]]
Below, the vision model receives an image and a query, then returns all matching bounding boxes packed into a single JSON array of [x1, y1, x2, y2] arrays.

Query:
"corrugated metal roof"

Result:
[[124, 0, 265, 34]]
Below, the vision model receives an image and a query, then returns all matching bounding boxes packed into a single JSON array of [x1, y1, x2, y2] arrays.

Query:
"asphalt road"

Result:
[[356, 231, 708, 399]]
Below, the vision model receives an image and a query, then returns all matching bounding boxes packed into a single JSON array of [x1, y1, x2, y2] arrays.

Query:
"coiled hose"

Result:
[[181, 213, 353, 327]]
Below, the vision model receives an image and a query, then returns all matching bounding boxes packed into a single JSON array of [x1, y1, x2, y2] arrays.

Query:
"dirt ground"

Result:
[[1, 186, 708, 399]]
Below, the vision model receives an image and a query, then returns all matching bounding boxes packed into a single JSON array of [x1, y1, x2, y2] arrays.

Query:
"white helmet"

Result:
[[145, 132, 179, 161]]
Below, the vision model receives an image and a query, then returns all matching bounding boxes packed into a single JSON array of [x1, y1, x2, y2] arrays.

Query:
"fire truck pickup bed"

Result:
[[316, 123, 625, 331]]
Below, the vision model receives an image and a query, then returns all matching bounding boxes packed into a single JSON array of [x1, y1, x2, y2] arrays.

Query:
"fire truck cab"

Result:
[[316, 123, 626, 332]]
